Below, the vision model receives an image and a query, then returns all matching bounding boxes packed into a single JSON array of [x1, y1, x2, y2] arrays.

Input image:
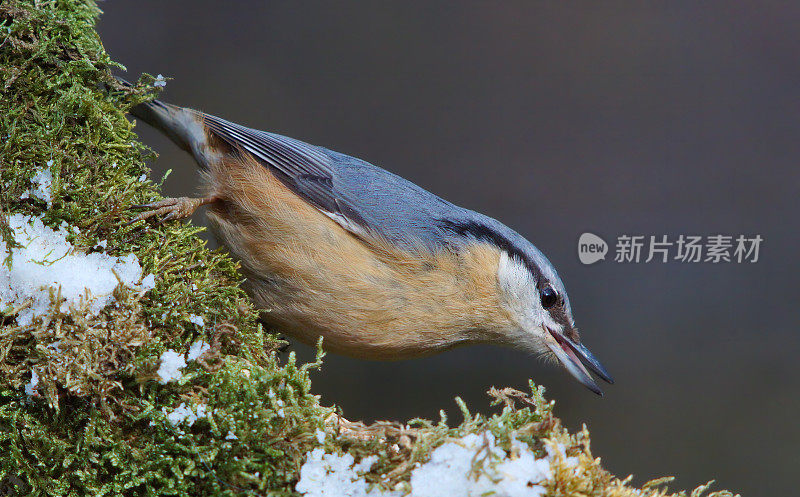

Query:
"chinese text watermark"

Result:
[[578, 233, 762, 265]]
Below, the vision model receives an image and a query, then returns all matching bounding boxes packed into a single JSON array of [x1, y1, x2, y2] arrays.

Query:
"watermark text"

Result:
[[578, 233, 762, 264]]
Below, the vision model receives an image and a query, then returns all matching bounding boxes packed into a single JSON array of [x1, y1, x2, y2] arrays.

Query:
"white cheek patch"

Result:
[[497, 252, 547, 330], [497, 252, 532, 295]]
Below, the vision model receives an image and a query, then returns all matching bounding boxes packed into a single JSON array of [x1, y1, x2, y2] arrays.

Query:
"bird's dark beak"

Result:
[[545, 326, 614, 396]]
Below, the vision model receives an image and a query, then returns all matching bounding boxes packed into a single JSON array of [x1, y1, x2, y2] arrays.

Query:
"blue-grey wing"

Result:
[[204, 113, 472, 249]]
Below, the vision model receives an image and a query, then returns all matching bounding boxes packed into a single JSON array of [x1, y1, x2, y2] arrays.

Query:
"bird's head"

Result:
[[494, 246, 614, 395], [444, 218, 614, 393]]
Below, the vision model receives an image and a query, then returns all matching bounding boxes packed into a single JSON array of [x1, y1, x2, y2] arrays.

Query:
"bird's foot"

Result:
[[129, 196, 216, 224]]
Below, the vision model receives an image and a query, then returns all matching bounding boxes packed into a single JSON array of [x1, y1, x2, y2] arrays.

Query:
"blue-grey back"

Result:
[[325, 150, 468, 247], [202, 112, 562, 291]]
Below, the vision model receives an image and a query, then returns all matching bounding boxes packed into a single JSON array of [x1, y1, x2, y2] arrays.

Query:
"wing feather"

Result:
[[203, 113, 368, 229]]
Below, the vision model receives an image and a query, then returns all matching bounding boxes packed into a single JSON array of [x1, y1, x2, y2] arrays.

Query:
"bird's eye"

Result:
[[540, 287, 558, 309]]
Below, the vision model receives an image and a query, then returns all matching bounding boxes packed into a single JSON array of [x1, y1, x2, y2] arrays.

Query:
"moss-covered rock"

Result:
[[0, 1, 737, 496]]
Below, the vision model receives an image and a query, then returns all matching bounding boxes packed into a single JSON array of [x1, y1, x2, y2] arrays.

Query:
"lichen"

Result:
[[0, 1, 738, 496]]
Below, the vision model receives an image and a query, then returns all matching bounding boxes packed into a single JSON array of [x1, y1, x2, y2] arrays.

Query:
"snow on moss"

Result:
[[156, 349, 187, 384], [20, 162, 54, 207], [1, 213, 155, 326], [24, 370, 40, 396], [187, 339, 211, 361], [297, 448, 398, 497], [164, 402, 208, 426], [187, 313, 205, 328], [297, 431, 578, 497], [157, 339, 212, 383]]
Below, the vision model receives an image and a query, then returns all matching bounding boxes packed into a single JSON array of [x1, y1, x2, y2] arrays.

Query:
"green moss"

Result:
[[0, 1, 737, 496], [0, 0, 327, 493]]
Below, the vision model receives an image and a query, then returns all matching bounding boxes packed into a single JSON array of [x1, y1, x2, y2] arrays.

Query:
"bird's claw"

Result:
[[128, 197, 204, 225]]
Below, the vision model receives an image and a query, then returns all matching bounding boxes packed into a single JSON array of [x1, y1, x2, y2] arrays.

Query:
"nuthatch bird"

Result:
[[126, 83, 614, 394]]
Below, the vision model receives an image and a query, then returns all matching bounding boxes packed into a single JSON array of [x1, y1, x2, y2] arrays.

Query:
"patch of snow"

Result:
[[158, 339, 212, 384], [157, 349, 186, 384], [154, 74, 167, 87], [225, 430, 238, 440], [353, 455, 378, 473], [140, 273, 156, 290], [315, 429, 326, 444], [186, 339, 210, 361], [164, 402, 207, 426], [187, 314, 205, 328], [297, 448, 399, 497], [24, 370, 39, 396], [20, 163, 54, 207], [297, 431, 576, 497], [0, 214, 152, 326], [409, 432, 551, 497]]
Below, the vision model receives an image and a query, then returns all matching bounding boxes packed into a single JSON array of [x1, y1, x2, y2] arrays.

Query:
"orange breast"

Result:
[[202, 154, 515, 360]]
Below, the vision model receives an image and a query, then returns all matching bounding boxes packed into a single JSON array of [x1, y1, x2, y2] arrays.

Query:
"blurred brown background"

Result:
[[99, 2, 799, 495]]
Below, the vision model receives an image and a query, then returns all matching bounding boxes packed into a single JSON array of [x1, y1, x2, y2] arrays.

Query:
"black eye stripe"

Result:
[[439, 220, 544, 284]]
